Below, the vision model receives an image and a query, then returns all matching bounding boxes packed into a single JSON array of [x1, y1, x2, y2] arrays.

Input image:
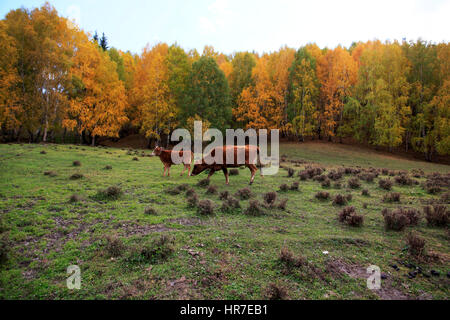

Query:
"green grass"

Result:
[[0, 142, 448, 300]]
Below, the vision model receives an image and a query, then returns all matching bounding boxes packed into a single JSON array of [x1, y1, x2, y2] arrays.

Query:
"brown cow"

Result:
[[152, 146, 193, 177], [191, 145, 262, 185]]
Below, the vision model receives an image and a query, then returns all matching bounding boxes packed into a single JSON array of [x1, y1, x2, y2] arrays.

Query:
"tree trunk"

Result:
[[91, 135, 96, 146]]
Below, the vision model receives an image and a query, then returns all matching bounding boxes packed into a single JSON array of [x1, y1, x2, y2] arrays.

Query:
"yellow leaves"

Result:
[[65, 34, 128, 138]]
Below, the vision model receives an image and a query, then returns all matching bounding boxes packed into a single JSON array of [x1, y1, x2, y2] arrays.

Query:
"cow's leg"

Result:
[[222, 168, 229, 185], [187, 165, 191, 177], [167, 165, 171, 177], [248, 164, 257, 185], [163, 165, 167, 176], [207, 169, 215, 180], [180, 165, 186, 176]]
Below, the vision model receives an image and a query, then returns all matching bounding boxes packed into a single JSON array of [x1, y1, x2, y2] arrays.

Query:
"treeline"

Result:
[[0, 3, 448, 160]]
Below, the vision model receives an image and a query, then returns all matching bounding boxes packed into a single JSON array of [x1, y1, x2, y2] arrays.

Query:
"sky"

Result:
[[1, 0, 449, 55]]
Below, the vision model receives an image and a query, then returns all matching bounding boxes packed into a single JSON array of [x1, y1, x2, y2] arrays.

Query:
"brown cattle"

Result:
[[152, 146, 193, 177], [191, 145, 262, 185]]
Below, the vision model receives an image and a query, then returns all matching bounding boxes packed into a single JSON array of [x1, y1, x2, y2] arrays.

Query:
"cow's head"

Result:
[[191, 163, 208, 176], [152, 146, 163, 156]]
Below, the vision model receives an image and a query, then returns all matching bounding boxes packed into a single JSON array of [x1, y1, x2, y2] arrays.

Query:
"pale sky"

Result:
[[1, 0, 449, 54]]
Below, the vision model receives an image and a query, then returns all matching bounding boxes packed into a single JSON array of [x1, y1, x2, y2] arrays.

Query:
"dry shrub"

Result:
[[197, 199, 215, 215], [235, 187, 252, 200], [338, 206, 364, 227], [423, 205, 449, 227], [185, 188, 196, 197], [221, 197, 241, 213], [73, 160, 81, 166], [40, 150, 47, 154], [263, 192, 277, 207], [404, 208, 421, 226], [327, 170, 343, 181], [345, 194, 352, 201], [362, 189, 370, 196], [69, 194, 82, 203], [383, 192, 401, 203], [406, 232, 425, 258], [97, 186, 123, 200], [348, 177, 361, 189], [333, 194, 348, 206], [382, 208, 410, 231], [279, 246, 305, 268], [105, 235, 125, 257], [229, 169, 239, 176], [287, 168, 295, 177], [197, 179, 210, 187], [132, 157, 139, 161], [321, 179, 331, 188], [315, 191, 330, 200], [0, 235, 8, 265], [313, 174, 326, 182], [219, 190, 229, 200], [395, 174, 414, 186], [44, 171, 57, 177], [379, 178, 393, 190], [104, 165, 112, 170], [187, 194, 199, 208], [360, 173, 376, 183], [381, 168, 389, 175], [333, 182, 342, 189], [139, 234, 175, 263], [265, 282, 288, 300], [299, 171, 309, 180], [167, 186, 182, 195], [70, 173, 83, 180], [244, 200, 264, 216], [290, 181, 299, 191], [277, 199, 288, 211], [279, 184, 289, 192], [144, 206, 158, 215], [206, 185, 218, 195]]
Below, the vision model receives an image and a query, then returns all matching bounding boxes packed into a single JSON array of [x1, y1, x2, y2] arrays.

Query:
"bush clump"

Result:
[[205, 185, 218, 195], [290, 181, 299, 191], [221, 197, 241, 213], [287, 168, 295, 177], [197, 178, 210, 188], [69, 194, 82, 203], [277, 199, 288, 211], [382, 208, 411, 231], [395, 174, 414, 186], [185, 188, 196, 197], [104, 165, 112, 170], [96, 186, 123, 200], [40, 150, 47, 154], [333, 194, 348, 206], [321, 178, 331, 188], [132, 157, 139, 161], [187, 194, 199, 208], [348, 178, 361, 189], [338, 206, 364, 227], [406, 232, 425, 258], [379, 179, 393, 190], [139, 234, 175, 263], [70, 173, 84, 180], [361, 189, 370, 196], [423, 205, 449, 227], [315, 191, 330, 200], [197, 199, 215, 215], [279, 184, 289, 192], [383, 192, 401, 203], [219, 191, 229, 200], [73, 160, 81, 167], [263, 192, 277, 207], [235, 187, 252, 200], [144, 206, 158, 215], [279, 246, 305, 269], [265, 282, 288, 300], [244, 200, 264, 216], [105, 235, 125, 257], [229, 169, 239, 176], [44, 171, 57, 177]]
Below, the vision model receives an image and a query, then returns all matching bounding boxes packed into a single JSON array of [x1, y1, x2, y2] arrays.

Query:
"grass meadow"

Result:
[[0, 142, 448, 299]]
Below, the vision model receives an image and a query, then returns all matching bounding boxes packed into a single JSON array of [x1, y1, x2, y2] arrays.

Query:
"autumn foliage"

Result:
[[0, 3, 449, 160]]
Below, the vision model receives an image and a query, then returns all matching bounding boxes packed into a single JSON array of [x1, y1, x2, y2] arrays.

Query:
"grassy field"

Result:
[[0, 142, 448, 300]]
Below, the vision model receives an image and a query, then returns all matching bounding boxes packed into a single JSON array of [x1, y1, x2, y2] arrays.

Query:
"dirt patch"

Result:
[[167, 217, 204, 226], [118, 222, 173, 236], [326, 258, 410, 300]]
